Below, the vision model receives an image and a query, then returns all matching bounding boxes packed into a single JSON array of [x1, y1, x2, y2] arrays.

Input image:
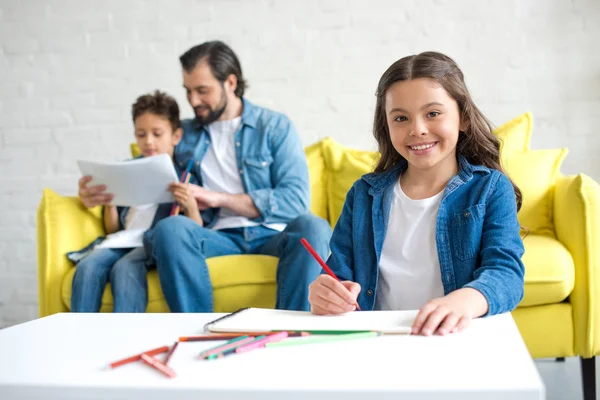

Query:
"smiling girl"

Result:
[[308, 52, 525, 336]]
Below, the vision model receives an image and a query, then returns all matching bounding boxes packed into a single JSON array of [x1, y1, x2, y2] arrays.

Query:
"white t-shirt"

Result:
[[374, 179, 445, 310], [96, 203, 158, 249], [201, 117, 285, 231]]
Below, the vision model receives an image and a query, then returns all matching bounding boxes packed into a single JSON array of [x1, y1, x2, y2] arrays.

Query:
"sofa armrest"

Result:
[[37, 188, 105, 317], [554, 174, 600, 358]]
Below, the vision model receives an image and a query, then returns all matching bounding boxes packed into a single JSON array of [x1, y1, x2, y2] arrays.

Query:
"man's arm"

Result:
[[245, 116, 310, 223]]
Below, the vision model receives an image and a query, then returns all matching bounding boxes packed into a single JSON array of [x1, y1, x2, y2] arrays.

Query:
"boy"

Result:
[[70, 90, 200, 312]]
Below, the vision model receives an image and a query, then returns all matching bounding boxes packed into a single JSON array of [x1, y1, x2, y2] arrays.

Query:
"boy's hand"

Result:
[[308, 275, 361, 315], [169, 182, 198, 213], [78, 176, 114, 208], [411, 288, 488, 336]]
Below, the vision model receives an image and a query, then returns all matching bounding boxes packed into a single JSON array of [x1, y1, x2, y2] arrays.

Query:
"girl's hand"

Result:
[[169, 182, 198, 214], [308, 275, 361, 315], [411, 288, 488, 336]]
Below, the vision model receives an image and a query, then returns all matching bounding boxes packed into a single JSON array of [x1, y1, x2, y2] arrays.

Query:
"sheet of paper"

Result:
[[206, 308, 418, 334], [95, 228, 145, 249], [77, 154, 178, 206]]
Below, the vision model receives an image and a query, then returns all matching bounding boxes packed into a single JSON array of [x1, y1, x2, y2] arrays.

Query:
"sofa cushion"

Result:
[[494, 112, 532, 165], [322, 138, 379, 227], [61, 254, 279, 313], [305, 140, 328, 221], [503, 149, 568, 236], [520, 234, 575, 307]]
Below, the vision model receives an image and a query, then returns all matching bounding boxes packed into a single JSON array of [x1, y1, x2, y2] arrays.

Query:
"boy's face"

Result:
[[134, 112, 182, 158]]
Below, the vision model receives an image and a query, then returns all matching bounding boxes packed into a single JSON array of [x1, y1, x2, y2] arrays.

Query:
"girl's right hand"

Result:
[[78, 176, 114, 208], [308, 275, 361, 315]]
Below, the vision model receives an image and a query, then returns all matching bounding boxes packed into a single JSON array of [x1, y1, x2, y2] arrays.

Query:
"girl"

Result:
[[70, 90, 202, 312], [308, 52, 525, 336]]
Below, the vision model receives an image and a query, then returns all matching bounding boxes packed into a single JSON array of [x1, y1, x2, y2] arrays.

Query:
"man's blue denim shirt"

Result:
[[326, 156, 525, 316], [174, 98, 310, 228]]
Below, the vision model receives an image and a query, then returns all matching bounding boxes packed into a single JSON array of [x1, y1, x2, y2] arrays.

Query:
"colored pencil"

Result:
[[198, 336, 255, 359], [171, 158, 194, 216], [265, 331, 379, 348], [107, 345, 169, 369], [179, 332, 310, 341], [300, 238, 361, 311], [163, 341, 179, 365], [140, 353, 176, 378]]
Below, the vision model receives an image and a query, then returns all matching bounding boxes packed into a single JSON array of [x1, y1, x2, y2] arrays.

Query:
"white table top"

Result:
[[0, 312, 544, 400]]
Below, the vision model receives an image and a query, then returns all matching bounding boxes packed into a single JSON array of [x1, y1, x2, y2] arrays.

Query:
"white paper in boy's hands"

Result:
[[77, 154, 179, 206]]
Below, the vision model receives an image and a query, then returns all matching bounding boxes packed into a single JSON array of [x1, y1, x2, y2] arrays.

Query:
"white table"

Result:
[[0, 312, 544, 400]]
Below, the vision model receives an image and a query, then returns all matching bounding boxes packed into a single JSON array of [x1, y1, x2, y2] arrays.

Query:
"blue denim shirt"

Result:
[[173, 98, 310, 227], [326, 156, 525, 316]]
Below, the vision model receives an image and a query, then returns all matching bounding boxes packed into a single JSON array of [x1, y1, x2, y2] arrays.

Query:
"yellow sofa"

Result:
[[37, 114, 600, 392]]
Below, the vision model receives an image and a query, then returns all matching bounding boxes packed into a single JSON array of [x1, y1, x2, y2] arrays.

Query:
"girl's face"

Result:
[[385, 77, 463, 174], [134, 112, 182, 158]]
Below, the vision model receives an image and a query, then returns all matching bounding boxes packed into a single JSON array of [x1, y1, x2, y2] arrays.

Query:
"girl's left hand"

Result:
[[169, 182, 198, 214], [411, 288, 488, 336]]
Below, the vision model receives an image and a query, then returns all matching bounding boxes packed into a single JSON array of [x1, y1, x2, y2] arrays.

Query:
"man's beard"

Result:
[[194, 91, 227, 126]]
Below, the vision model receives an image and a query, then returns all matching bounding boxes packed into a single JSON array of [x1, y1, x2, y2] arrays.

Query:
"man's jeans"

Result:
[[149, 214, 333, 312], [71, 247, 150, 312]]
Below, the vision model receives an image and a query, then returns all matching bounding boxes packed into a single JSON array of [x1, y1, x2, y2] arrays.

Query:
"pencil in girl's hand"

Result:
[[171, 158, 194, 216], [300, 238, 362, 311]]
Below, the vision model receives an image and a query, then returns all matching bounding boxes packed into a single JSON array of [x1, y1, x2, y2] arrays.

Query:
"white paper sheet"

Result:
[[77, 154, 178, 206], [205, 308, 418, 334], [95, 228, 145, 249]]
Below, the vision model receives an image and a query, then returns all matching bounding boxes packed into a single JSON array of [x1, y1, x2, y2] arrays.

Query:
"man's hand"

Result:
[[188, 184, 223, 210], [78, 176, 114, 208]]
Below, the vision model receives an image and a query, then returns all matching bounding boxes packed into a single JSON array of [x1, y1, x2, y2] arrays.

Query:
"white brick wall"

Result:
[[1, 0, 599, 328]]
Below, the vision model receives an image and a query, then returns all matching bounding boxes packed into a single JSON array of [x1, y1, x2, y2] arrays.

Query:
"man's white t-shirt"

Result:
[[374, 179, 445, 310], [201, 117, 285, 231]]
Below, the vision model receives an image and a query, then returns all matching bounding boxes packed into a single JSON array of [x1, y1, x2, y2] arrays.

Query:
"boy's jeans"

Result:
[[148, 214, 332, 312], [71, 247, 150, 312]]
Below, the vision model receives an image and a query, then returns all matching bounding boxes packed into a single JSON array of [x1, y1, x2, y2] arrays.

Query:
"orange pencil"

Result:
[[300, 238, 361, 311]]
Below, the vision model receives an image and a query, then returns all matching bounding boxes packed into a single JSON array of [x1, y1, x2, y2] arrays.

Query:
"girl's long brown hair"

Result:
[[373, 51, 522, 210]]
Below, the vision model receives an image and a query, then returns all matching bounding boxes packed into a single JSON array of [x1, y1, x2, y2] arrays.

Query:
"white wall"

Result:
[[1, 0, 599, 327]]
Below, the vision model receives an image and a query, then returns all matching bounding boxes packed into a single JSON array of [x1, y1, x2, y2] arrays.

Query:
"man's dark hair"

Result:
[[180, 40, 247, 97], [131, 90, 181, 132]]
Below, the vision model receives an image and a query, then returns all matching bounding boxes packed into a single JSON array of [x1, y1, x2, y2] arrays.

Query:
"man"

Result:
[[146, 41, 332, 312]]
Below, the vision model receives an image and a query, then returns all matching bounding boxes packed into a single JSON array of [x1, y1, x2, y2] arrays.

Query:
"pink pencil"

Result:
[[235, 331, 289, 354]]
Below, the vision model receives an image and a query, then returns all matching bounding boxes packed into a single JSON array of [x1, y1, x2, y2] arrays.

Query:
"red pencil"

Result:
[[300, 238, 361, 311], [107, 345, 169, 369]]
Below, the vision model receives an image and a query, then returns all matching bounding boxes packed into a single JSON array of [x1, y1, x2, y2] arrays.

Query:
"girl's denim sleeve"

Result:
[[325, 185, 357, 282], [248, 117, 310, 224], [464, 172, 525, 316]]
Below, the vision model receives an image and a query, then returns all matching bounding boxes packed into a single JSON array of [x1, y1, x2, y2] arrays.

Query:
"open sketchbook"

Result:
[[204, 308, 418, 334], [77, 154, 178, 206]]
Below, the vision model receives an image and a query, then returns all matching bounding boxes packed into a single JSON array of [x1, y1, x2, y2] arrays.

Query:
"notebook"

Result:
[[204, 308, 418, 334]]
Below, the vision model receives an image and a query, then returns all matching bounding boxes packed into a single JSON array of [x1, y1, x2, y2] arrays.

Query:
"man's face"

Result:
[[182, 61, 227, 125]]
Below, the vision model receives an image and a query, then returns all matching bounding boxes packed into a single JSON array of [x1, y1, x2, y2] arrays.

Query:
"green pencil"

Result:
[[265, 331, 380, 348]]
